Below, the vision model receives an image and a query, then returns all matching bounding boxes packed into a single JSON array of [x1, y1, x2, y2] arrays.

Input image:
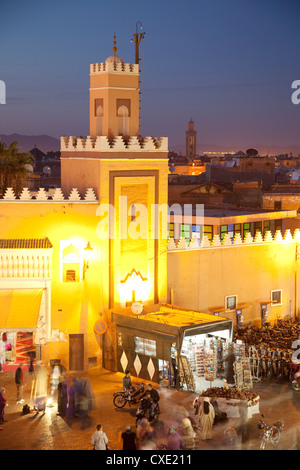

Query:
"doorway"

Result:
[[69, 334, 84, 371]]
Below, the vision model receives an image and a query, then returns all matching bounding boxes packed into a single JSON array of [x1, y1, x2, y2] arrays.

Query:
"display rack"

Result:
[[204, 348, 217, 382], [179, 354, 196, 392], [234, 357, 253, 390], [248, 346, 261, 382], [195, 345, 205, 377]]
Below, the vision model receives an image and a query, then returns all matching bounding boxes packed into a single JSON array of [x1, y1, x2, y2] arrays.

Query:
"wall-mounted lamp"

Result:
[[83, 242, 93, 279]]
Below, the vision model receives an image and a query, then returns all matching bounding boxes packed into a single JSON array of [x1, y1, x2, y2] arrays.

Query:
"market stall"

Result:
[[110, 304, 234, 391], [197, 387, 260, 419]]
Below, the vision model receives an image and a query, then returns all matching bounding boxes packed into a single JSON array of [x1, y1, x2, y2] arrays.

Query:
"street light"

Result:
[[83, 241, 93, 279]]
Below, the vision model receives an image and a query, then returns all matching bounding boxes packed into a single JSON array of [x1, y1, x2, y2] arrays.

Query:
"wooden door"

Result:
[[69, 334, 84, 371]]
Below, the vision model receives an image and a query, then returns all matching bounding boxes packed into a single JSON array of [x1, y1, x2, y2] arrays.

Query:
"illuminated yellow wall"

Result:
[[168, 241, 300, 326], [97, 158, 169, 308], [0, 201, 103, 368]]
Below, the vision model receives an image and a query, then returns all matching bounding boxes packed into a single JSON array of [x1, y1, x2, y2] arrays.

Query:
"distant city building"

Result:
[[185, 119, 197, 159]]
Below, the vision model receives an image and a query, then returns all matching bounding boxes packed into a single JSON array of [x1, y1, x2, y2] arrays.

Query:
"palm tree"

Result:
[[0, 140, 34, 196]]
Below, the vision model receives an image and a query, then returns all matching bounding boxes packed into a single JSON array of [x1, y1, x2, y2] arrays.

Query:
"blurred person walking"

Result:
[[181, 418, 196, 450], [67, 377, 76, 418], [167, 425, 181, 450], [57, 376, 68, 417], [15, 363, 25, 403], [198, 397, 215, 440], [0, 387, 7, 426], [33, 361, 48, 398]]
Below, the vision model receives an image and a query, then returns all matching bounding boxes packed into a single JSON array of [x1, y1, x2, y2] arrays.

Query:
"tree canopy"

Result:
[[0, 140, 34, 196]]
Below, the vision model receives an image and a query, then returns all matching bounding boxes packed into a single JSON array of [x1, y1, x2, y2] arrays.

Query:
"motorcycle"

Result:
[[257, 414, 283, 450], [136, 396, 160, 426], [113, 383, 145, 408]]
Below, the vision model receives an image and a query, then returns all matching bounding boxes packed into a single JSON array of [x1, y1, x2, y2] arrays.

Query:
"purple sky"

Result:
[[0, 0, 300, 153]]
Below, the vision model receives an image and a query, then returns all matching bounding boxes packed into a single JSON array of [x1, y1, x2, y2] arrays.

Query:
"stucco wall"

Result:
[[167, 241, 300, 326]]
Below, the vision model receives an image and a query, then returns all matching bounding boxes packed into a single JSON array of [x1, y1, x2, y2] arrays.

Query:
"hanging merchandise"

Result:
[[195, 345, 205, 378], [205, 348, 217, 382]]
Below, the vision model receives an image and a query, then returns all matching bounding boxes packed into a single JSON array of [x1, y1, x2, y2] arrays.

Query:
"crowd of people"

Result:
[[1, 362, 241, 449], [12, 361, 96, 420], [89, 371, 222, 451]]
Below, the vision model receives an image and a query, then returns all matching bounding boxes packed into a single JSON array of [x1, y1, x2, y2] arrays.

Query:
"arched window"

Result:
[[117, 105, 129, 136], [96, 104, 103, 136], [62, 245, 80, 282]]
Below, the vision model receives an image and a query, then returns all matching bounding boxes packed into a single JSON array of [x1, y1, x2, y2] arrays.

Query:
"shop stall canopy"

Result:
[[0, 288, 43, 331], [112, 304, 234, 357]]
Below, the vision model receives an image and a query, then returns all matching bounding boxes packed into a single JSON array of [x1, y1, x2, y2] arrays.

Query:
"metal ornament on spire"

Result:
[[112, 34, 117, 56], [131, 21, 145, 65]]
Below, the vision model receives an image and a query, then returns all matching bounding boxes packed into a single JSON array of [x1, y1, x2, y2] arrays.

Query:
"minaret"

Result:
[[89, 35, 140, 138], [186, 119, 197, 159], [60, 37, 169, 310]]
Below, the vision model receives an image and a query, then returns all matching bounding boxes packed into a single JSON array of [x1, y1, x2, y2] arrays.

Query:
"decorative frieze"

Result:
[[0, 187, 98, 202], [167, 229, 300, 251], [60, 135, 168, 152]]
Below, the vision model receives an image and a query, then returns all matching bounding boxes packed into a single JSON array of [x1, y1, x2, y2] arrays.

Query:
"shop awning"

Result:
[[0, 289, 43, 330]]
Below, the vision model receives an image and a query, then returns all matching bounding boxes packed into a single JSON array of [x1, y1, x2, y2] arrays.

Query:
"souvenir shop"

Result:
[[110, 305, 234, 392]]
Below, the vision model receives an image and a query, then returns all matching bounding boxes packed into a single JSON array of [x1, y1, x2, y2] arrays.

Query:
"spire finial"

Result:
[[112, 34, 117, 56]]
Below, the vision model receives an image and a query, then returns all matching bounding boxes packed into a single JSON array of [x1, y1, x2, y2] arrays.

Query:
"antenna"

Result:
[[131, 21, 145, 137]]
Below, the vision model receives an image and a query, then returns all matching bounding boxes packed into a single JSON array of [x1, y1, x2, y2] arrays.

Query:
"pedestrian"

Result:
[[0, 387, 7, 425], [167, 425, 181, 450], [15, 363, 25, 403], [67, 377, 76, 418], [79, 378, 95, 419], [0, 334, 5, 373], [238, 399, 248, 443], [180, 417, 196, 450], [57, 376, 68, 417], [224, 345, 236, 385], [28, 352, 35, 374], [91, 424, 108, 450], [122, 370, 136, 396], [33, 361, 48, 398], [121, 425, 137, 450], [198, 397, 215, 440]]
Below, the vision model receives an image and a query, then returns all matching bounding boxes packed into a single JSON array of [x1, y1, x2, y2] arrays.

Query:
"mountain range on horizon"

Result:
[[0, 133, 299, 157]]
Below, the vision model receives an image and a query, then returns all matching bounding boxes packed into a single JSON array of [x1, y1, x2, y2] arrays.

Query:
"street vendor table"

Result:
[[198, 396, 260, 419]]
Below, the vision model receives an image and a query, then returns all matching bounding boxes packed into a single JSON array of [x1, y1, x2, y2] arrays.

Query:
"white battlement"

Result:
[[90, 61, 139, 74], [167, 228, 300, 251], [60, 135, 168, 152], [1, 187, 98, 202]]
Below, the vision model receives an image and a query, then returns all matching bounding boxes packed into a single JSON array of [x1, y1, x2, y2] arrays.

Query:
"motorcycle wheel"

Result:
[[260, 437, 267, 450], [292, 381, 300, 391], [113, 393, 127, 408], [272, 431, 280, 447]]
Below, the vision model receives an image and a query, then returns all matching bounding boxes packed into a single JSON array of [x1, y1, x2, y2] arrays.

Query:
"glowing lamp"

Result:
[[83, 242, 93, 279]]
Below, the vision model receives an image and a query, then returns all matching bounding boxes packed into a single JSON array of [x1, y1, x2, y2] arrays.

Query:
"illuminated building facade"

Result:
[[0, 39, 300, 384]]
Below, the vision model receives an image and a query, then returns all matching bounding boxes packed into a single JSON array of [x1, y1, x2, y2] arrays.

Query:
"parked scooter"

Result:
[[257, 414, 283, 450], [113, 383, 145, 408], [136, 396, 160, 426]]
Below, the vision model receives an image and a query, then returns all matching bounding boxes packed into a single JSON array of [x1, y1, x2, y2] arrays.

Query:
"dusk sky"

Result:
[[1, 0, 300, 153]]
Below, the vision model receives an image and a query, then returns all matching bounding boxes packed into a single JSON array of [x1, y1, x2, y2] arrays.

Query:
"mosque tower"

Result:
[[60, 35, 169, 310], [186, 119, 197, 159], [89, 35, 140, 138]]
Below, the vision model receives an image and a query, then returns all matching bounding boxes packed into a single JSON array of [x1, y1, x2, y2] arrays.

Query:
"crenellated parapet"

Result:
[[0, 187, 98, 202], [60, 135, 168, 152], [167, 229, 300, 251], [90, 61, 139, 75]]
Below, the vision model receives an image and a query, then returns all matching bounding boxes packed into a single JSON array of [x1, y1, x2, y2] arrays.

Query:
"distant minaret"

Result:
[[185, 119, 197, 158]]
